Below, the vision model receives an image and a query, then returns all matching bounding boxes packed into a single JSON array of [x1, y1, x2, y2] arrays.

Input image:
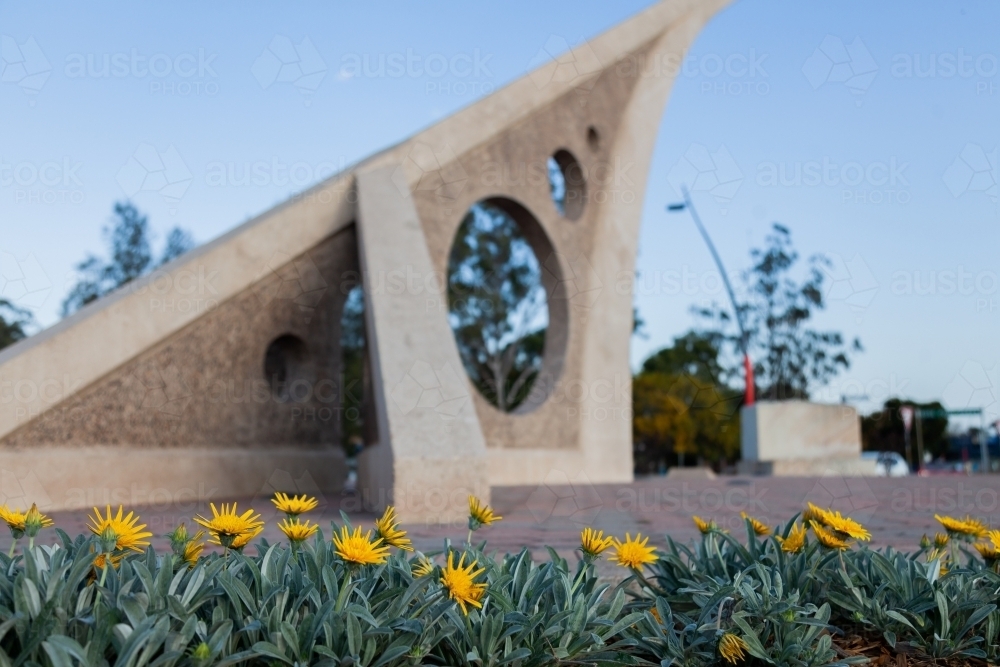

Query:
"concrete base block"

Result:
[[0, 447, 347, 511]]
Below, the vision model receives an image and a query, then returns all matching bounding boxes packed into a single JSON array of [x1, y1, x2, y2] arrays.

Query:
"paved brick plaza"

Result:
[[7, 475, 999, 562]]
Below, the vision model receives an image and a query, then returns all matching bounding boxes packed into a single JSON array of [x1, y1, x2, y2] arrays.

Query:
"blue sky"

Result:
[[1, 0, 998, 419]]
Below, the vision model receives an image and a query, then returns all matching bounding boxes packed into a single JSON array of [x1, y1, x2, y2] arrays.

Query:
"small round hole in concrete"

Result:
[[547, 149, 587, 220], [587, 126, 600, 150]]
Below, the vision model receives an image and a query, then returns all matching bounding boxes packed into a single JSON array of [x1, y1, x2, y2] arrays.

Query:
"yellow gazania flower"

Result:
[[271, 492, 318, 517], [809, 521, 850, 551], [740, 511, 770, 536], [184, 532, 206, 568], [802, 502, 825, 524], [194, 503, 263, 549], [333, 526, 390, 566], [719, 633, 749, 664], [278, 518, 319, 544], [649, 606, 663, 624], [440, 551, 487, 614], [0, 506, 27, 536], [215, 524, 263, 551], [23, 504, 53, 538], [411, 555, 435, 577], [935, 514, 988, 539], [610, 533, 658, 569], [87, 505, 153, 553], [776, 522, 807, 554], [580, 527, 615, 558], [693, 515, 726, 534], [933, 532, 949, 549], [468, 496, 501, 530], [985, 529, 1000, 550], [816, 509, 871, 542], [92, 551, 126, 570], [374, 506, 413, 551], [974, 541, 999, 563]]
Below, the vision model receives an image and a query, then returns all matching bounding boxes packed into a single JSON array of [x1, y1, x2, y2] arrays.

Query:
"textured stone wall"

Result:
[[1, 226, 362, 452]]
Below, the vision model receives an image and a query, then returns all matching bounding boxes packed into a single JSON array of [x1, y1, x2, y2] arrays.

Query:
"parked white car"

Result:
[[862, 451, 910, 477]]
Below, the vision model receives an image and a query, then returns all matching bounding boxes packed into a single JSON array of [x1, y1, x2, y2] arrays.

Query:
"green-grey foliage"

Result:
[[1, 517, 998, 665]]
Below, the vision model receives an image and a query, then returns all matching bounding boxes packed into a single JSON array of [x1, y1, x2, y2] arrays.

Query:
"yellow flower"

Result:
[[271, 492, 318, 517], [776, 523, 807, 554], [580, 527, 615, 558], [693, 515, 725, 534], [802, 502, 825, 524], [816, 509, 871, 541], [23, 504, 53, 538], [809, 521, 850, 551], [933, 532, 949, 549], [194, 503, 263, 549], [0, 506, 27, 537], [740, 512, 770, 536], [87, 505, 152, 553], [278, 518, 319, 544], [212, 524, 262, 551], [985, 529, 1000, 550], [610, 533, 658, 569], [440, 551, 487, 614], [935, 514, 988, 539], [92, 551, 126, 570], [333, 526, 390, 566], [974, 541, 999, 563], [468, 495, 501, 530], [184, 532, 205, 568], [719, 633, 749, 664], [411, 555, 435, 577], [693, 515, 711, 534], [374, 506, 413, 551]]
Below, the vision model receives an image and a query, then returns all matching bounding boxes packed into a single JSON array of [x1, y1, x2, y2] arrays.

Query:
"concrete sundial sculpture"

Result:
[[0, 0, 730, 521]]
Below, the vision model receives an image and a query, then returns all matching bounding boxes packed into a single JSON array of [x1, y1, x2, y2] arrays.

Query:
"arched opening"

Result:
[[547, 149, 587, 220], [263, 334, 311, 403], [446, 198, 567, 413], [340, 284, 367, 445]]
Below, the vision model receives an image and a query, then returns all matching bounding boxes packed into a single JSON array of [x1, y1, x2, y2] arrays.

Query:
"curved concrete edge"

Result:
[[0, 446, 348, 512]]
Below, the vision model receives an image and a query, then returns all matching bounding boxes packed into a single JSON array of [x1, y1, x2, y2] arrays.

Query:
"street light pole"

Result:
[[668, 185, 754, 405]]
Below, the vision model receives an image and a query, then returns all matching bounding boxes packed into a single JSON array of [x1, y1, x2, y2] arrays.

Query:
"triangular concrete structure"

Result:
[[0, 0, 729, 522]]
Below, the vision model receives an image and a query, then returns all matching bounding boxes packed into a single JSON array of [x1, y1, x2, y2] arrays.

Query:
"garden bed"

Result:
[[0, 497, 995, 665]]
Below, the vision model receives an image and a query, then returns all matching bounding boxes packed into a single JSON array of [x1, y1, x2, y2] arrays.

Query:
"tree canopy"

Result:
[[0, 299, 33, 352], [62, 201, 194, 316], [695, 223, 861, 400], [633, 331, 741, 472], [447, 202, 547, 412]]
